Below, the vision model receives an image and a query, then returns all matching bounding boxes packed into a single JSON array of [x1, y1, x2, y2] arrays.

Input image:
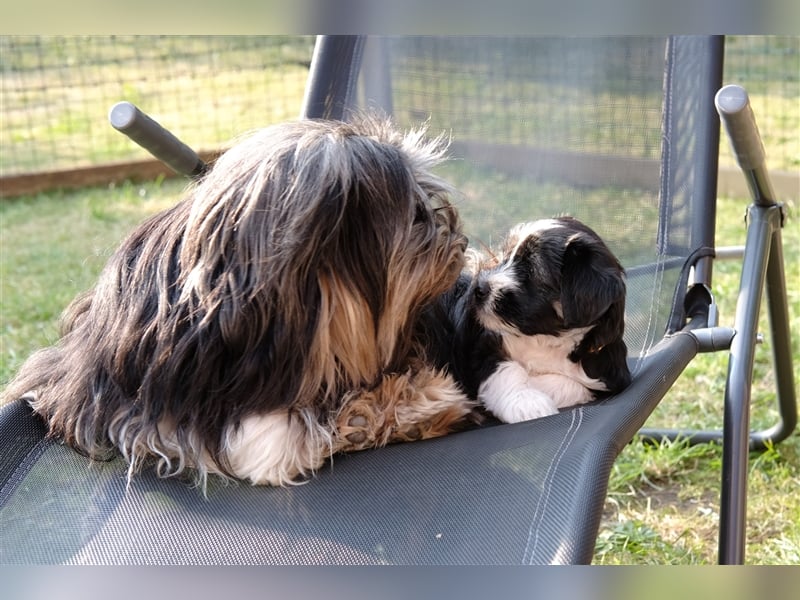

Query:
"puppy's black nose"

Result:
[[474, 281, 490, 304]]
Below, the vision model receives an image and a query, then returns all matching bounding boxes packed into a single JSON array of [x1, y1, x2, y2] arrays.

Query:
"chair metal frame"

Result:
[[640, 80, 796, 564]]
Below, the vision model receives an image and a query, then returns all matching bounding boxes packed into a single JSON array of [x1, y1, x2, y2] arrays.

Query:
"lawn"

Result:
[[1, 36, 315, 175], [1, 36, 796, 177]]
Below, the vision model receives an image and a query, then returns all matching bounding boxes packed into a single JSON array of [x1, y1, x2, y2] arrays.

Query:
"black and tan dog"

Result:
[[3, 115, 479, 488]]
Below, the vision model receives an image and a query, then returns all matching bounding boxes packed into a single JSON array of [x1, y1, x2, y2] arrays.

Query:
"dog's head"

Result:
[[176, 114, 466, 407], [471, 217, 626, 353]]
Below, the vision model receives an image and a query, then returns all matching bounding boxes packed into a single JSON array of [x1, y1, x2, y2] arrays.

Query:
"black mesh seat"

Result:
[[0, 333, 697, 565], [0, 35, 794, 565]]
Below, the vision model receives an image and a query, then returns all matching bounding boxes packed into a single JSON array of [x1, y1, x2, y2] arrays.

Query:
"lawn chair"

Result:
[[0, 35, 794, 565]]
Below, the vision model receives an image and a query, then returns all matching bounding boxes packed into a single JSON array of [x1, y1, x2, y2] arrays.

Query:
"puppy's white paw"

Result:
[[488, 387, 559, 424], [478, 362, 559, 424]]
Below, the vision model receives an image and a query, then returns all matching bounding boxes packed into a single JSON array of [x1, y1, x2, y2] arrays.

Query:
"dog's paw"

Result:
[[333, 396, 383, 453], [340, 412, 390, 450], [344, 414, 369, 444], [479, 361, 559, 423], [335, 394, 426, 452], [511, 390, 559, 422], [487, 387, 559, 424], [333, 370, 475, 452], [225, 411, 330, 486]]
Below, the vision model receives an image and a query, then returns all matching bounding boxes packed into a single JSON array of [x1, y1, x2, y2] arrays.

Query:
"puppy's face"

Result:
[[472, 217, 626, 344]]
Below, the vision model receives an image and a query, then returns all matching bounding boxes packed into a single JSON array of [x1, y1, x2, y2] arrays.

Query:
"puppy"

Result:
[[2, 115, 479, 488], [419, 217, 631, 424]]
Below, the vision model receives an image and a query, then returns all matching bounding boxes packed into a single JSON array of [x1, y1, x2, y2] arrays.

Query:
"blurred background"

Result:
[[1, 35, 797, 198]]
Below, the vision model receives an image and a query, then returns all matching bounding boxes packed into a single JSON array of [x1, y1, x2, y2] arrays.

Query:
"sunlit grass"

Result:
[[0, 178, 187, 381], [1, 36, 796, 175], [1, 36, 314, 175]]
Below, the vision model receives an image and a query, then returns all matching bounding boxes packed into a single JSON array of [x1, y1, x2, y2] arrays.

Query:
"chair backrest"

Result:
[[306, 35, 724, 365]]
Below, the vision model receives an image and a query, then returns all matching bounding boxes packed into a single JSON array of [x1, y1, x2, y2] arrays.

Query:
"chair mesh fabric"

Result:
[[0, 36, 720, 565], [0, 333, 698, 565], [0, 399, 48, 494], [356, 36, 716, 358]]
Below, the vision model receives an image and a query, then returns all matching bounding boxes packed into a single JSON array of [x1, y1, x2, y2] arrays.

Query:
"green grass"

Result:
[[1, 36, 797, 176], [387, 36, 798, 171], [596, 436, 800, 565], [437, 160, 661, 264], [0, 178, 186, 379]]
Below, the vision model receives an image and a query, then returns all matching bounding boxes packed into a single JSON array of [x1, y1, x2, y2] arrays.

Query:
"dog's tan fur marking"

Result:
[[333, 368, 478, 453]]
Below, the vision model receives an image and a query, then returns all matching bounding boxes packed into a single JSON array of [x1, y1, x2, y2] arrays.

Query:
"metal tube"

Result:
[[715, 85, 777, 207], [718, 204, 775, 564], [764, 224, 798, 439], [108, 101, 206, 177], [300, 35, 365, 121]]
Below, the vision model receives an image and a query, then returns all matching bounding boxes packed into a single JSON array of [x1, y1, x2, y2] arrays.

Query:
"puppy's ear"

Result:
[[560, 233, 626, 338]]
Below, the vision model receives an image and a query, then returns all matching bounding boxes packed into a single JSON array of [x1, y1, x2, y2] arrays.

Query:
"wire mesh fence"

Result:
[[369, 37, 667, 159], [0, 35, 797, 182], [720, 35, 799, 174], [1, 36, 315, 176]]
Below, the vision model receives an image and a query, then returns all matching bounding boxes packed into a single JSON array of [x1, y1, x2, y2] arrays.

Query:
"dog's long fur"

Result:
[[3, 115, 479, 488], [419, 217, 631, 423]]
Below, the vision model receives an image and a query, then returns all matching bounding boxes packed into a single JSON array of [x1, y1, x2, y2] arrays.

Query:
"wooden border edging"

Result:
[[0, 151, 221, 199], [1, 145, 795, 202]]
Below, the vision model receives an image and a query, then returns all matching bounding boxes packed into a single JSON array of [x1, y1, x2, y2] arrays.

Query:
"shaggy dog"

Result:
[[419, 217, 631, 424], [3, 115, 479, 488]]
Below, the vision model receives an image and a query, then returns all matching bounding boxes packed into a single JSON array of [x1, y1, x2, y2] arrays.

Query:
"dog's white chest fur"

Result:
[[478, 327, 607, 424], [502, 327, 598, 385]]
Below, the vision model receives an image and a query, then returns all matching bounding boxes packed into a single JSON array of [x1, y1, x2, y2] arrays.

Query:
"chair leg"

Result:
[[763, 222, 797, 442], [639, 201, 795, 564], [718, 202, 793, 564]]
